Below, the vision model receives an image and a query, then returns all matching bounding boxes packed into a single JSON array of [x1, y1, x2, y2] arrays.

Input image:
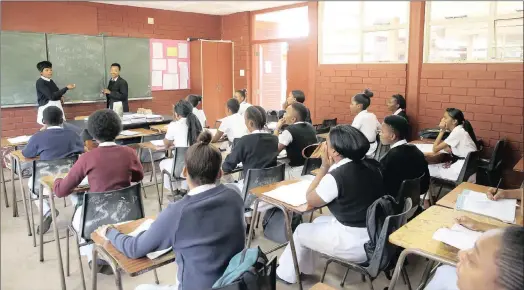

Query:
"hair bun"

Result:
[[198, 131, 212, 145], [363, 89, 373, 98], [242, 88, 247, 94]]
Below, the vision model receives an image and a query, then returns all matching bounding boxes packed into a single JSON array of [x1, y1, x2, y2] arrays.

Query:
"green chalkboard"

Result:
[[46, 34, 106, 103], [104, 37, 151, 99], [0, 31, 47, 106]]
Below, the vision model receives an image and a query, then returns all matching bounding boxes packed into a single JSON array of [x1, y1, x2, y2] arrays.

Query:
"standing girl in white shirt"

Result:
[[350, 89, 381, 158], [234, 89, 252, 115], [160, 100, 203, 191], [429, 108, 478, 181], [187, 94, 207, 128]]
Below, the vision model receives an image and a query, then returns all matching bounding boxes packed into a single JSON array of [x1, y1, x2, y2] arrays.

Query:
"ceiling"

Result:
[[93, 1, 305, 15]]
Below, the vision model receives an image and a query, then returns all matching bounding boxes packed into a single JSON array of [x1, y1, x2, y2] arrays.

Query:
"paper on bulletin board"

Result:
[[150, 39, 190, 91], [264, 61, 272, 73]]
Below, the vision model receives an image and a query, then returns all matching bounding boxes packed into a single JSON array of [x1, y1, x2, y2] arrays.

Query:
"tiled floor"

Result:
[[1, 169, 428, 290]]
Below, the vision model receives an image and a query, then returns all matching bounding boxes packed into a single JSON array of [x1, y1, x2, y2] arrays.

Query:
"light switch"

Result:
[[240, 69, 245, 77], [148, 17, 155, 25]]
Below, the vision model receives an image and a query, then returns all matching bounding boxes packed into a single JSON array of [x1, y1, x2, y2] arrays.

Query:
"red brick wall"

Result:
[[419, 63, 523, 161], [221, 12, 251, 96], [1, 1, 221, 137], [315, 64, 407, 124]]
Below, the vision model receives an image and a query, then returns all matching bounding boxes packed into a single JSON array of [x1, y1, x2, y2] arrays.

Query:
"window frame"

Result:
[[318, 1, 411, 64], [423, 1, 524, 63]]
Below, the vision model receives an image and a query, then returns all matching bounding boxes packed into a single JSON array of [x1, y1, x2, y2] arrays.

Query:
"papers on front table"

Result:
[[263, 180, 312, 206], [456, 189, 516, 223], [7, 135, 31, 144], [413, 144, 447, 154], [120, 130, 140, 136], [150, 140, 165, 147], [432, 223, 483, 250]]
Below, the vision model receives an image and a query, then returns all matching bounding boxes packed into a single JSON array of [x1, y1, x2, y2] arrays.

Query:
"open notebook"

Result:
[[150, 140, 165, 147], [456, 189, 517, 223], [7, 135, 31, 144], [119, 130, 140, 136], [263, 180, 311, 206], [433, 224, 483, 250]]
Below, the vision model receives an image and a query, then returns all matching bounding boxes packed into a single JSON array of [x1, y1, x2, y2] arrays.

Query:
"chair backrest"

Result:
[[322, 118, 337, 128], [80, 183, 144, 240], [170, 147, 189, 179], [301, 158, 322, 176], [457, 151, 480, 183], [365, 198, 413, 278], [302, 143, 319, 158], [397, 174, 424, 214], [266, 110, 278, 123], [139, 133, 166, 163], [488, 138, 506, 171], [242, 164, 285, 208], [31, 155, 78, 195]]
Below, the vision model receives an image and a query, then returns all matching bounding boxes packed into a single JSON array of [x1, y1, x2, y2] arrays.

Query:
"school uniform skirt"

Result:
[[37, 100, 66, 125]]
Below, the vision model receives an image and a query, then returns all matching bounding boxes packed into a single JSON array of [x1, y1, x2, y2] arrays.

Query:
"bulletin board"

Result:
[[150, 39, 190, 91]]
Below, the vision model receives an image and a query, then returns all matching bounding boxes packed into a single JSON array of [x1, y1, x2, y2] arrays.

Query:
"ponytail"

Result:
[[446, 108, 478, 149], [462, 120, 479, 149], [174, 100, 203, 146]]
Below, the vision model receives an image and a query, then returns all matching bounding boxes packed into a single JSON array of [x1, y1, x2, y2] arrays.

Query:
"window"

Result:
[[425, 1, 523, 62], [319, 1, 410, 64], [254, 6, 309, 41]]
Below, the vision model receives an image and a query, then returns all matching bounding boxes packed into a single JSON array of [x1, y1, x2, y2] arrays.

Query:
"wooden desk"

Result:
[[246, 179, 315, 290], [410, 140, 451, 164], [437, 182, 523, 226], [514, 157, 524, 172], [91, 217, 176, 290], [387, 205, 508, 290], [1, 137, 30, 148], [74, 115, 89, 121], [116, 128, 158, 140], [9, 150, 38, 224], [1, 137, 31, 209], [149, 124, 168, 133]]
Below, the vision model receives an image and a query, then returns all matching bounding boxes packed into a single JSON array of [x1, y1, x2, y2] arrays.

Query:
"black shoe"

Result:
[[37, 210, 59, 235], [89, 260, 114, 275], [245, 224, 255, 238]]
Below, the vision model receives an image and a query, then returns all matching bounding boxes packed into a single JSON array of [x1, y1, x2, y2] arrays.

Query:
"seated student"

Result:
[[234, 88, 252, 116], [379, 115, 430, 201], [53, 109, 144, 273], [276, 125, 385, 283], [429, 108, 478, 181], [350, 89, 381, 158], [159, 100, 203, 191], [387, 94, 408, 122], [211, 98, 248, 144], [280, 90, 312, 124], [22, 106, 84, 234], [274, 102, 318, 178], [186, 94, 206, 128], [424, 219, 523, 290], [96, 131, 246, 290]]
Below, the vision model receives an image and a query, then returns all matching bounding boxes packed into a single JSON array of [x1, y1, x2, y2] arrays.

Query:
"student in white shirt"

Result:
[[387, 93, 408, 122], [350, 89, 381, 158], [159, 100, 203, 191], [211, 98, 248, 144], [428, 108, 478, 182], [187, 94, 206, 128], [234, 89, 252, 115]]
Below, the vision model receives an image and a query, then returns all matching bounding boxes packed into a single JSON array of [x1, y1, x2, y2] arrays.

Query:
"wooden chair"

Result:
[[66, 183, 145, 290], [160, 147, 188, 209], [320, 198, 414, 290]]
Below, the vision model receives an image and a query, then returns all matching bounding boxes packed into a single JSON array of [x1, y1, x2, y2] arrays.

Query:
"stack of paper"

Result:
[[456, 190, 517, 223], [151, 140, 165, 147], [433, 224, 483, 250], [263, 180, 311, 206], [120, 130, 140, 136], [7, 135, 31, 144]]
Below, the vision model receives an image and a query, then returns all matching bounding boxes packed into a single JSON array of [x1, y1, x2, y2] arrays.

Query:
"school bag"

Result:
[[363, 195, 401, 267], [262, 208, 302, 244], [213, 247, 272, 290]]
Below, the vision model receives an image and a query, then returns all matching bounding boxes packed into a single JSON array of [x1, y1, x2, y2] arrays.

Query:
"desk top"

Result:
[[66, 115, 172, 132], [1, 137, 30, 148], [116, 128, 158, 140], [39, 175, 89, 193], [389, 205, 509, 263], [10, 150, 39, 163], [514, 157, 524, 172], [409, 140, 451, 164], [438, 182, 523, 226], [250, 179, 316, 213], [150, 124, 168, 133], [91, 217, 176, 276]]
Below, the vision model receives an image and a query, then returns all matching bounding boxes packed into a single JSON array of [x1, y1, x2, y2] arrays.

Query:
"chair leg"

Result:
[[319, 208, 323, 214], [366, 274, 375, 290], [401, 267, 412, 290], [255, 214, 261, 228], [153, 269, 159, 284], [361, 274, 366, 282], [66, 227, 70, 276], [160, 174, 165, 207], [340, 267, 350, 287], [141, 182, 147, 199], [320, 260, 332, 283], [28, 189, 37, 247], [75, 237, 87, 290]]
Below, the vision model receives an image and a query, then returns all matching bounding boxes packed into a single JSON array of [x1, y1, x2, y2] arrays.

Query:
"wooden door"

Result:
[[286, 39, 310, 109], [201, 41, 220, 127], [217, 42, 233, 120]]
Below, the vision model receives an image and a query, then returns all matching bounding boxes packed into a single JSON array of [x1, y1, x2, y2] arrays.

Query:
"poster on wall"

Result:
[[150, 39, 190, 91]]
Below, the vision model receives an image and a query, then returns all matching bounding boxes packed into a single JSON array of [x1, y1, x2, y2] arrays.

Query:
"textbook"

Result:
[[456, 189, 516, 223], [433, 223, 482, 250]]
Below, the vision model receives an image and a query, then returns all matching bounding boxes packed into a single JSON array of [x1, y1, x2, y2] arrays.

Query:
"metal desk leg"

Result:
[[1, 161, 8, 208], [39, 184, 45, 262], [245, 199, 259, 247], [17, 159, 31, 236], [95, 246, 123, 290], [149, 149, 161, 211], [153, 269, 159, 284], [48, 189, 66, 290], [29, 186, 37, 247], [278, 205, 302, 290], [91, 246, 99, 290], [11, 155, 17, 217]]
